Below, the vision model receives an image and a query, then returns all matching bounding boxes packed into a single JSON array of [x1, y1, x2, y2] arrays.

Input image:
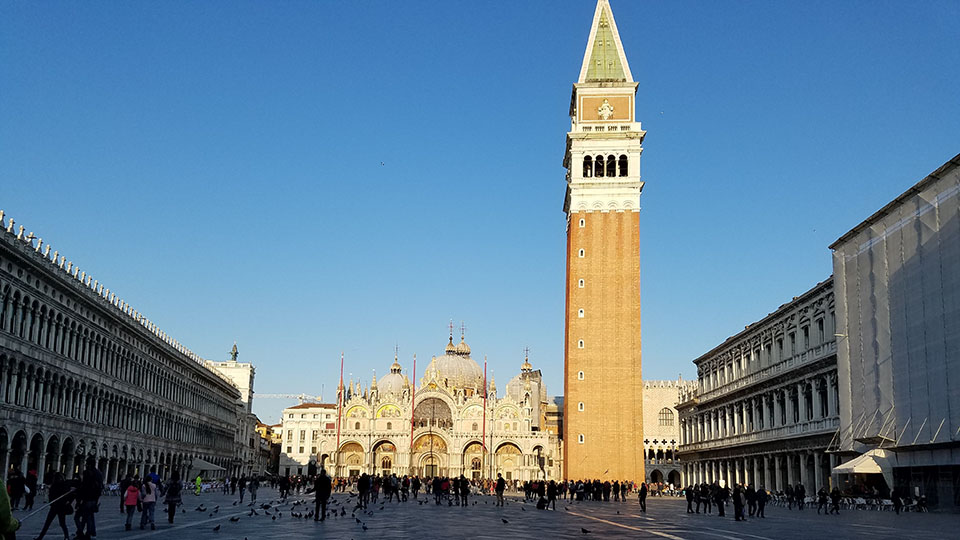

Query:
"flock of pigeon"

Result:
[[186, 494, 595, 537]]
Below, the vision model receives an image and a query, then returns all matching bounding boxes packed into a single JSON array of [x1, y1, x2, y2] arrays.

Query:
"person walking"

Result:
[[248, 477, 259, 504], [547, 480, 557, 510], [829, 487, 842, 515], [796, 483, 806, 510], [701, 483, 712, 514], [193, 476, 202, 497], [816, 487, 828, 515], [139, 476, 157, 530], [75, 458, 103, 540], [756, 487, 767, 518], [495, 474, 506, 507], [238, 476, 247, 503], [746, 484, 757, 517], [411, 476, 421, 500], [313, 470, 332, 522], [6, 471, 24, 511], [715, 483, 727, 517], [32, 472, 74, 540], [122, 478, 141, 531], [785, 483, 794, 510], [163, 472, 182, 525], [685, 485, 695, 513], [459, 475, 468, 508], [23, 471, 38, 512], [637, 482, 647, 512], [732, 485, 745, 521]]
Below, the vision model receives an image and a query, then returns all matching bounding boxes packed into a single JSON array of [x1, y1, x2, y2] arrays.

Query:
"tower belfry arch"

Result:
[[562, 0, 645, 483]]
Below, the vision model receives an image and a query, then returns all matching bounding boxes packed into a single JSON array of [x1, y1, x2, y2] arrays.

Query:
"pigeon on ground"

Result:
[[502, 518, 509, 524], [362, 525, 368, 531], [212, 525, 221, 532], [229, 517, 240, 522], [521, 507, 526, 512], [232, 501, 238, 506], [581, 528, 590, 534]]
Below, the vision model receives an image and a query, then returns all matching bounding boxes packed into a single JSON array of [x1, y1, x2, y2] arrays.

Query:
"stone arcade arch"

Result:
[[412, 434, 448, 477], [339, 442, 365, 479], [495, 442, 521, 482], [372, 440, 397, 476], [462, 441, 485, 481]]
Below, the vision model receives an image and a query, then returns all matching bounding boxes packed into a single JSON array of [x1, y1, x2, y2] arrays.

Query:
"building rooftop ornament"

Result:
[[230, 342, 239, 362], [579, 0, 633, 84]]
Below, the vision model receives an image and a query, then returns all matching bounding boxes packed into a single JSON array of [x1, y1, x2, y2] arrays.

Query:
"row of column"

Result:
[[682, 450, 838, 493], [682, 374, 838, 445]]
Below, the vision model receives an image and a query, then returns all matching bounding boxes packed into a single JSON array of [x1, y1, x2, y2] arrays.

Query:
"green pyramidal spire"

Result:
[[579, 0, 633, 83]]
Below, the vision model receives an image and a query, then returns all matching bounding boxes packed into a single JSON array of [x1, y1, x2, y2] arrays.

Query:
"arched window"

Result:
[[594, 155, 605, 177], [606, 155, 616, 177], [386, 422, 392, 430], [578, 340, 584, 349], [578, 279, 584, 288], [354, 422, 360, 430], [471, 457, 482, 470], [578, 309, 584, 318], [472, 422, 478, 431], [381, 457, 391, 470], [582, 156, 593, 177], [578, 402, 584, 412], [578, 434, 584, 444], [658, 408, 674, 426], [618, 155, 628, 177]]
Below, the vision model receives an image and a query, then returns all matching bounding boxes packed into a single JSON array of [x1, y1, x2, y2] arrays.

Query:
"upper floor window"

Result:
[[618, 155, 628, 177], [659, 408, 674, 426], [582, 156, 593, 178], [606, 154, 616, 177]]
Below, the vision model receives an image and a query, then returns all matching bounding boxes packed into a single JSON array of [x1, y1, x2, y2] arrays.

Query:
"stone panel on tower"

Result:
[[562, 0, 645, 483]]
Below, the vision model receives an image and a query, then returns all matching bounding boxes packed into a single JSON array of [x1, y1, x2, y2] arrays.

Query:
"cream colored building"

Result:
[[642, 378, 697, 486], [279, 332, 561, 482]]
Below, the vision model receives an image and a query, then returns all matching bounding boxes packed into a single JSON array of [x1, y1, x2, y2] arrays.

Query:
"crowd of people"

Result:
[[0, 464, 937, 540]]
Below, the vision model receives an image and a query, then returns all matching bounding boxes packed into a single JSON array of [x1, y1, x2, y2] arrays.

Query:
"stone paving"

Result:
[[13, 490, 959, 539]]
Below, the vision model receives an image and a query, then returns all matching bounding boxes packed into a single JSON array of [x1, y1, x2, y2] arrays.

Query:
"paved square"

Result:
[[14, 490, 958, 539]]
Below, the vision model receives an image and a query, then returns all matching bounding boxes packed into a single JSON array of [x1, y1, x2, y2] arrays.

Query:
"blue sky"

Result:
[[2, 0, 958, 424]]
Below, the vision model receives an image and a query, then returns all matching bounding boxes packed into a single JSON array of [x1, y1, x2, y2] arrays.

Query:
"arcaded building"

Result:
[[563, 0, 646, 483], [279, 333, 561, 482], [677, 279, 841, 492], [0, 210, 244, 482]]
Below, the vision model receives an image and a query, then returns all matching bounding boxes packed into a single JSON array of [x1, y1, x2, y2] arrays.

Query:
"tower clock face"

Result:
[[579, 95, 632, 122]]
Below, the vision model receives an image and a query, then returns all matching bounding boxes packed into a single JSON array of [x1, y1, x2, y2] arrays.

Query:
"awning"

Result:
[[190, 458, 225, 472], [832, 449, 894, 487]]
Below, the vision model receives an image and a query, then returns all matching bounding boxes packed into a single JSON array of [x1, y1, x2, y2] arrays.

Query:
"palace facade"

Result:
[[0, 210, 249, 482], [279, 333, 561, 482], [677, 279, 841, 493]]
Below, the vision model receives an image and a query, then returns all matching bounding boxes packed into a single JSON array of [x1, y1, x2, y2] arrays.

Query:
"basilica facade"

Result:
[[279, 333, 561, 482]]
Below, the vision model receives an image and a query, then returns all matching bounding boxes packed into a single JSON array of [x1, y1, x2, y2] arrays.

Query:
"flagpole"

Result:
[[482, 356, 488, 484], [335, 352, 344, 478], [409, 354, 417, 475]]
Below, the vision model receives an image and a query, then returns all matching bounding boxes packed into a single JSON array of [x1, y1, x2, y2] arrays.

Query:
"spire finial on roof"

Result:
[[578, 0, 633, 83], [230, 341, 238, 362]]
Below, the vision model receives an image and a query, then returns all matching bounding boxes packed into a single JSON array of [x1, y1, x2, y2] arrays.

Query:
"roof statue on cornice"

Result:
[[578, 0, 633, 84]]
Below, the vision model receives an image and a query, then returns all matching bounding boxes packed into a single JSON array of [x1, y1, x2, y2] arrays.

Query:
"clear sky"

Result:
[[2, 1, 958, 424]]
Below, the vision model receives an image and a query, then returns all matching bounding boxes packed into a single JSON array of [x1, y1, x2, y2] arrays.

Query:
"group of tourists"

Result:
[[565, 479, 633, 502], [0, 457, 192, 540], [683, 481, 769, 519]]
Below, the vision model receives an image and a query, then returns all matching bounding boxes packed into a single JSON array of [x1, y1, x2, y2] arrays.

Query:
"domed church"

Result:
[[278, 330, 561, 482]]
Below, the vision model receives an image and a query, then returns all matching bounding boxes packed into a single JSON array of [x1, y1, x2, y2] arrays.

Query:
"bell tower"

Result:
[[562, 0, 645, 483]]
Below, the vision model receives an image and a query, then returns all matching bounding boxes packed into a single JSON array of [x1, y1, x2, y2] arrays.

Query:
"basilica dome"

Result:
[[378, 358, 407, 396], [424, 334, 483, 390]]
